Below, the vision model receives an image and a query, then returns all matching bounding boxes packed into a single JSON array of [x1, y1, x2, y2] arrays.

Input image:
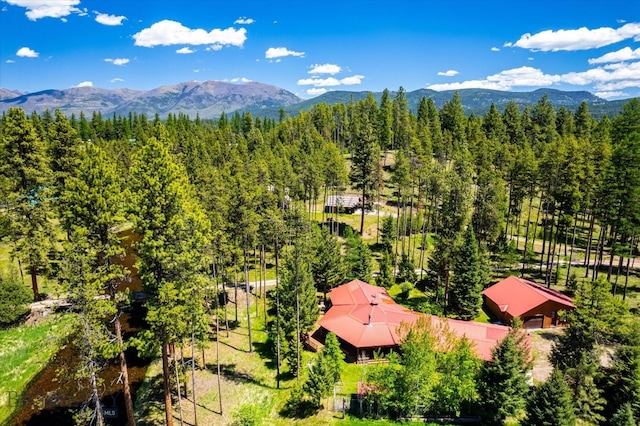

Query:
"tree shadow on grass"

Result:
[[205, 362, 273, 389], [252, 339, 278, 370], [536, 330, 562, 342]]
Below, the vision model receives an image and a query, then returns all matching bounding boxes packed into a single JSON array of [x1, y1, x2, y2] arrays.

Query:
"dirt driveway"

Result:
[[529, 328, 563, 383]]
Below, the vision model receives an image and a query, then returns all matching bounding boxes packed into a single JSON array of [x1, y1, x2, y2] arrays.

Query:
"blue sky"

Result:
[[1, 0, 639, 99]]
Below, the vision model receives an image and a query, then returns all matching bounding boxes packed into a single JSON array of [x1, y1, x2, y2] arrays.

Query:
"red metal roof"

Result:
[[482, 275, 575, 317], [319, 280, 514, 361]]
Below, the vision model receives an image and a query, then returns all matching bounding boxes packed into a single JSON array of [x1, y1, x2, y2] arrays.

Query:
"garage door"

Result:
[[523, 315, 543, 329]]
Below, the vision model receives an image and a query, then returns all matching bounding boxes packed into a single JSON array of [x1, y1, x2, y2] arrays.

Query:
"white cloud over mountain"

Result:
[[507, 22, 640, 51], [307, 88, 327, 96], [76, 81, 93, 87], [297, 75, 364, 87], [133, 20, 247, 48], [437, 70, 459, 77], [428, 61, 640, 93]]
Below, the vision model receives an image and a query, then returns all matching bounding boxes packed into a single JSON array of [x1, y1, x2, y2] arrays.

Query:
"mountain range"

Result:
[[0, 80, 633, 120]]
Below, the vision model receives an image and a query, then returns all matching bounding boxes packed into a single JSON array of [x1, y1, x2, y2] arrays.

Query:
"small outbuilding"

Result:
[[324, 194, 361, 214], [482, 275, 575, 329]]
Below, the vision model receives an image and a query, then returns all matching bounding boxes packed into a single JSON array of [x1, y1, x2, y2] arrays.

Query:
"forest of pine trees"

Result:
[[1, 89, 639, 425]]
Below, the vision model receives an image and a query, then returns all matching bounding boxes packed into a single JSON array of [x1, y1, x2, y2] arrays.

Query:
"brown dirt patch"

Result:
[[529, 328, 563, 384]]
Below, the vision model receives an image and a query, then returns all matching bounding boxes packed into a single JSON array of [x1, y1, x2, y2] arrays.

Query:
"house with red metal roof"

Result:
[[314, 279, 515, 362], [482, 275, 575, 329]]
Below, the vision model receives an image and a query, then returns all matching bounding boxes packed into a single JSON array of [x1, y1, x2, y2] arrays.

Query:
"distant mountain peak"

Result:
[[0, 80, 302, 119], [0, 81, 628, 119]]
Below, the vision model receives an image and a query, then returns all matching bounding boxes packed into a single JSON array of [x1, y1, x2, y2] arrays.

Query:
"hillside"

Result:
[[0, 81, 302, 119], [262, 87, 618, 119], [1, 81, 633, 120]]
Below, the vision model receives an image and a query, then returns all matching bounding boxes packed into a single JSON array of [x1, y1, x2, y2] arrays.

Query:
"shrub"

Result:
[[0, 274, 32, 326]]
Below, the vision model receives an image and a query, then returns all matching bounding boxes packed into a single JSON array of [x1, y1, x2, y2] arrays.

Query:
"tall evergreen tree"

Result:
[[449, 227, 482, 320], [522, 369, 576, 426], [128, 136, 211, 426], [477, 321, 531, 423], [344, 227, 373, 283], [0, 107, 54, 301], [311, 226, 345, 303], [349, 110, 380, 234], [277, 241, 320, 377], [60, 142, 136, 425]]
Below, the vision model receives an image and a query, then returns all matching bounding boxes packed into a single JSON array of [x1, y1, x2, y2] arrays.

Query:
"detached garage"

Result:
[[482, 276, 575, 329]]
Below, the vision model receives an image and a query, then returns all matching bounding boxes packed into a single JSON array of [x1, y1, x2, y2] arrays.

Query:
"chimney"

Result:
[[368, 313, 372, 326]]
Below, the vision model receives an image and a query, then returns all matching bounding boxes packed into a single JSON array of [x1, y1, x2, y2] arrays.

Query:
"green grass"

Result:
[[0, 314, 72, 424], [0, 240, 62, 300]]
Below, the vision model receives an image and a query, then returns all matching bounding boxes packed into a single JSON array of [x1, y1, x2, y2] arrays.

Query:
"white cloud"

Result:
[[234, 17, 254, 25], [508, 22, 640, 52], [5, 0, 80, 20], [133, 20, 247, 48], [110, 78, 124, 83], [265, 47, 305, 59], [297, 77, 340, 87], [340, 75, 364, 85], [194, 69, 200, 73], [562, 61, 640, 91], [595, 91, 628, 99], [16, 47, 38, 57], [427, 66, 561, 91], [588, 46, 640, 64], [176, 47, 196, 54], [309, 63, 341, 74], [297, 75, 364, 87], [104, 58, 129, 65], [231, 77, 253, 83], [206, 44, 223, 51], [427, 62, 640, 94], [307, 88, 327, 96], [76, 81, 93, 87], [437, 69, 459, 77], [491, 47, 500, 52], [6, 59, 15, 63], [95, 12, 126, 26]]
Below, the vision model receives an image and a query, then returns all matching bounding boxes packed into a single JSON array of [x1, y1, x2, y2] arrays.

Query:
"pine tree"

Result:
[[449, 227, 482, 320], [60, 228, 114, 426], [610, 403, 636, 426], [128, 136, 211, 426], [477, 321, 531, 423], [376, 250, 394, 288], [277, 212, 320, 377], [59, 142, 136, 425], [349, 110, 380, 234], [322, 332, 344, 385], [522, 369, 576, 426], [0, 107, 54, 301], [344, 227, 373, 282], [311, 226, 344, 303]]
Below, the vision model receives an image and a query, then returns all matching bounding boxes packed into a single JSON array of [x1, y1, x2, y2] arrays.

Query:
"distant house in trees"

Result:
[[482, 276, 575, 329], [324, 194, 361, 214], [313, 279, 514, 362]]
